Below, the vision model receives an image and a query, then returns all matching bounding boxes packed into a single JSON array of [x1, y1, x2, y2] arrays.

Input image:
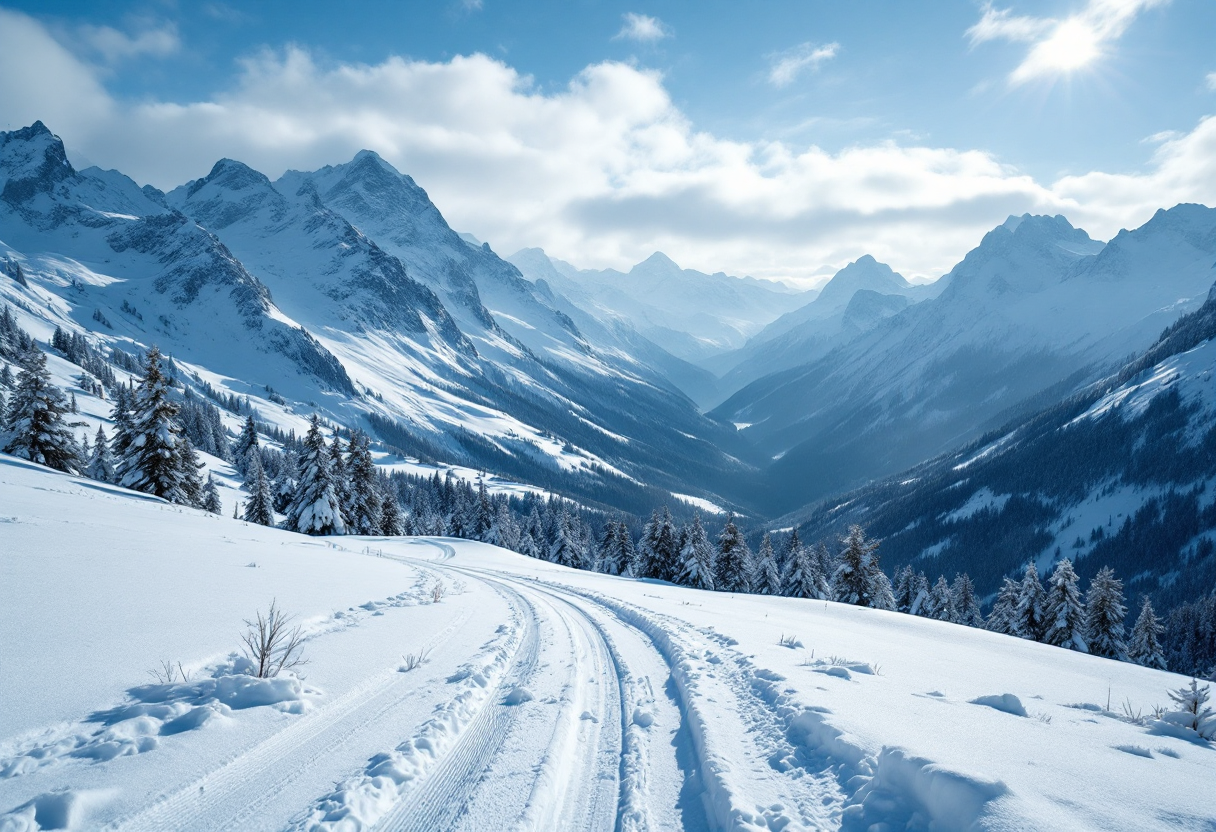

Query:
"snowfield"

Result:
[[1, 456, 1214, 831]]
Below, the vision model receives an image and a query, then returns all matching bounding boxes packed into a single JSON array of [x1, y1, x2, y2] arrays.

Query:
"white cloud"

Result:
[[968, 0, 1169, 85], [77, 21, 180, 64], [767, 42, 838, 87], [614, 13, 670, 43], [0, 8, 1213, 285], [1207, 71, 1216, 90]]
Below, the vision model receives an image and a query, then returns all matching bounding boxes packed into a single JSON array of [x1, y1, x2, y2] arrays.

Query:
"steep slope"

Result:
[[717, 210, 1216, 513], [789, 282, 1216, 613], [509, 248, 812, 364], [0, 122, 354, 400]]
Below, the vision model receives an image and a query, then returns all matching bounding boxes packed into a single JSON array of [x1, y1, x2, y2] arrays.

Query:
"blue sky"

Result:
[[1, 1, 1214, 283]]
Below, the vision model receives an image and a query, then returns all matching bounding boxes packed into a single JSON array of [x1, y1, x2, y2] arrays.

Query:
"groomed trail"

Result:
[[5, 456, 1214, 832]]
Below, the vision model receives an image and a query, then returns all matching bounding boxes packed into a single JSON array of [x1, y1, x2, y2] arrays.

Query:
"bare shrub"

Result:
[[241, 600, 307, 678], [431, 582, 445, 604], [148, 660, 189, 684], [400, 648, 431, 672], [778, 633, 803, 649]]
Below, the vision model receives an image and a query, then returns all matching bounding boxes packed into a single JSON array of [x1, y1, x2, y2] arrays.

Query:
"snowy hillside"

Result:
[[3, 457, 1214, 832], [787, 282, 1216, 648], [716, 210, 1216, 514]]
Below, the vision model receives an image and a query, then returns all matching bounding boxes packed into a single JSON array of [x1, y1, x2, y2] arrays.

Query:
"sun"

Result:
[[1036, 19, 1101, 72]]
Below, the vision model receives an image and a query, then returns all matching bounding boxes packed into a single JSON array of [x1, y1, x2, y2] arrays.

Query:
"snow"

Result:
[[943, 487, 1012, 523], [3, 458, 1216, 831], [670, 493, 726, 515]]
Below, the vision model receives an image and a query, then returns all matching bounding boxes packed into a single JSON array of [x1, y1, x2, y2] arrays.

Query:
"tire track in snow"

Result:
[[107, 603, 479, 832], [536, 581, 848, 832]]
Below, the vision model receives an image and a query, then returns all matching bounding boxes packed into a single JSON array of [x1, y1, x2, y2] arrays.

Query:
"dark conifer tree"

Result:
[[677, 514, 716, 590], [119, 347, 194, 503], [202, 473, 223, 514], [243, 454, 275, 526], [952, 573, 984, 627], [986, 577, 1021, 635], [1013, 561, 1046, 641], [1084, 566, 1127, 660], [715, 515, 752, 593], [1043, 559, 1087, 652], [832, 525, 894, 609], [753, 533, 781, 595], [1128, 597, 1167, 670], [286, 415, 346, 536], [85, 424, 116, 483], [1, 346, 81, 473]]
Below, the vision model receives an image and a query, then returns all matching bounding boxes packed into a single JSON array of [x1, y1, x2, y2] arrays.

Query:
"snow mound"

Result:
[[968, 694, 1028, 717], [503, 686, 534, 705], [0, 658, 312, 779]]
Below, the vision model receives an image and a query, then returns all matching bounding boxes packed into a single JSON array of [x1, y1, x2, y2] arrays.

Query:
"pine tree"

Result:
[[1, 346, 81, 473], [598, 520, 624, 575], [924, 576, 955, 621], [1084, 567, 1128, 660], [677, 514, 716, 590], [272, 451, 298, 514], [1043, 559, 1087, 652], [85, 424, 116, 483], [832, 525, 894, 609], [233, 414, 259, 473], [614, 521, 637, 577], [178, 435, 205, 508], [345, 431, 381, 535], [952, 573, 984, 627], [638, 508, 679, 581], [471, 480, 494, 542], [242, 454, 275, 526], [986, 578, 1021, 635], [751, 533, 781, 595], [119, 347, 196, 502], [715, 515, 752, 593], [549, 507, 585, 568], [894, 565, 919, 613], [1013, 561, 1046, 641], [379, 487, 404, 536], [202, 473, 223, 514], [781, 533, 828, 600], [285, 415, 346, 536], [1164, 678, 1215, 739], [329, 433, 352, 525], [1128, 597, 1167, 670]]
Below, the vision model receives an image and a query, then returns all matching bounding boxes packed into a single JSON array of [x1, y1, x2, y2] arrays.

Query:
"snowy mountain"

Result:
[[705, 255, 939, 397], [508, 247, 813, 366], [0, 123, 754, 516], [786, 281, 1216, 620], [715, 210, 1216, 514], [0, 122, 355, 401]]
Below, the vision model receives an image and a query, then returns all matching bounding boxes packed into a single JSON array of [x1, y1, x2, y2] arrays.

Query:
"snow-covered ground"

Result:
[[2, 456, 1214, 831]]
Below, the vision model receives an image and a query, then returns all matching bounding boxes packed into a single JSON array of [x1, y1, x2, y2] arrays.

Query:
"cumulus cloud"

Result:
[[767, 42, 838, 87], [614, 13, 670, 43], [968, 0, 1168, 85], [0, 7, 1212, 285]]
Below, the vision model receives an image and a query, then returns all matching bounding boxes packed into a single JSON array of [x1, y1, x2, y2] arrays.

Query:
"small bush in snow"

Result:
[[1161, 678, 1215, 740], [431, 582, 445, 604], [400, 649, 431, 672], [778, 634, 803, 649], [148, 659, 190, 684], [241, 600, 307, 679]]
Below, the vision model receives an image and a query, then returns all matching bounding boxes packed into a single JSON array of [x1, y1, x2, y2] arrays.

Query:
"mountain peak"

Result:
[[200, 158, 273, 192], [0, 121, 75, 202], [629, 251, 683, 279], [814, 255, 909, 311]]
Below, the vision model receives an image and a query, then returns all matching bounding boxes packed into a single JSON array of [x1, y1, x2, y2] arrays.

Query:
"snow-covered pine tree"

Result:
[[781, 533, 828, 600], [615, 521, 637, 577], [109, 383, 134, 462], [986, 577, 1021, 635], [329, 433, 352, 525], [1164, 678, 1215, 740], [85, 424, 116, 483], [1013, 561, 1046, 641], [677, 514, 716, 590], [924, 576, 954, 621], [778, 530, 802, 595], [118, 347, 196, 503], [715, 515, 753, 593], [1084, 566, 1128, 660], [178, 435, 205, 508], [285, 415, 346, 536], [753, 533, 781, 595], [345, 431, 381, 535], [202, 473, 223, 514], [1, 346, 81, 473], [519, 531, 540, 559], [549, 507, 584, 569], [832, 525, 894, 609], [1128, 597, 1167, 670], [233, 414, 259, 473], [272, 451, 298, 514], [471, 480, 494, 542], [653, 507, 679, 581], [379, 486, 404, 536], [814, 542, 835, 588], [598, 520, 623, 574], [242, 454, 275, 526], [894, 565, 919, 613], [952, 573, 984, 627], [1043, 558, 1087, 652]]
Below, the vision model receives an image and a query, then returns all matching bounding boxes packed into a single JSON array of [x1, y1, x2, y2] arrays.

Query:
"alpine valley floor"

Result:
[[1, 455, 1214, 832]]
